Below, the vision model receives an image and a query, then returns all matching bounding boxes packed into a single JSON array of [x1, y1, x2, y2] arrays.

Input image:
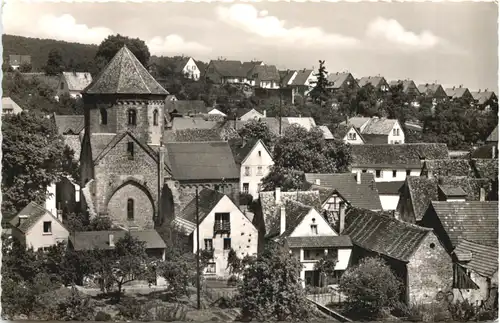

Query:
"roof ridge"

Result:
[[124, 47, 151, 93]]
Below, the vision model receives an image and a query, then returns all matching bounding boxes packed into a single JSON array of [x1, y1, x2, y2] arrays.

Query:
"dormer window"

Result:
[[153, 109, 159, 126], [128, 109, 137, 125], [100, 108, 108, 125]]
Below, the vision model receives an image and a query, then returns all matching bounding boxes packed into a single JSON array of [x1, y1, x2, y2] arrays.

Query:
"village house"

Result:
[[327, 72, 359, 92], [56, 72, 93, 99], [417, 83, 448, 103], [349, 143, 449, 183], [207, 107, 227, 117], [204, 60, 259, 84], [343, 208, 454, 305], [471, 90, 498, 110], [69, 229, 168, 285], [77, 46, 182, 231], [237, 108, 265, 121], [10, 202, 69, 251], [166, 100, 207, 118], [420, 201, 498, 304], [173, 57, 201, 81], [357, 76, 390, 91], [340, 117, 405, 144], [281, 69, 317, 97], [171, 189, 258, 277], [248, 65, 281, 89], [275, 200, 353, 288], [9, 54, 31, 70], [229, 139, 274, 200], [303, 172, 383, 223], [165, 141, 240, 211], [2, 97, 23, 115], [471, 126, 499, 159], [389, 79, 421, 107], [445, 86, 474, 102]]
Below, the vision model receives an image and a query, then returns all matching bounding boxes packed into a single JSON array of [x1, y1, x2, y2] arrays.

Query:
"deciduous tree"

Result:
[[95, 34, 150, 68], [237, 119, 275, 147]]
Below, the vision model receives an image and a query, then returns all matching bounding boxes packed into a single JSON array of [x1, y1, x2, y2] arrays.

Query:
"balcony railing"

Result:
[[214, 221, 231, 233]]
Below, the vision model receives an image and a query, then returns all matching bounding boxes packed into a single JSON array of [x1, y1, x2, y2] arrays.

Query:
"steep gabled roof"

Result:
[[62, 72, 93, 92], [486, 125, 498, 143], [389, 80, 418, 94], [2, 97, 23, 114], [10, 202, 63, 234], [421, 159, 474, 177], [341, 117, 371, 129], [376, 181, 405, 195], [350, 143, 449, 168], [164, 128, 223, 143], [417, 83, 445, 96], [429, 201, 498, 247], [344, 208, 432, 262], [291, 69, 314, 86], [445, 87, 471, 99], [166, 141, 240, 181], [361, 118, 398, 135], [358, 76, 386, 88], [453, 239, 498, 278], [53, 115, 84, 135], [278, 200, 314, 238], [287, 236, 352, 248], [229, 138, 271, 166], [84, 46, 168, 95], [209, 60, 249, 78], [93, 131, 159, 165], [280, 70, 297, 86], [471, 91, 497, 105], [249, 65, 280, 82], [178, 188, 226, 224], [407, 176, 439, 222], [471, 158, 498, 180], [327, 72, 352, 89]]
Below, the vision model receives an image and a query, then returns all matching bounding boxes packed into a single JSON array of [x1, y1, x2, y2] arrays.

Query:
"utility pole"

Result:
[[195, 186, 201, 310]]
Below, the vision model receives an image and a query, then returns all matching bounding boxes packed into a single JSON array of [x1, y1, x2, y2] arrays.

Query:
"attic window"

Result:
[[43, 221, 52, 234], [258, 151, 262, 157], [153, 109, 159, 126], [128, 109, 137, 126], [100, 108, 108, 125], [310, 224, 318, 235], [127, 142, 134, 160]]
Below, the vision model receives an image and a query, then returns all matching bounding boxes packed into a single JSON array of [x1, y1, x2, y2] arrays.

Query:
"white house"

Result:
[[173, 189, 258, 277], [10, 202, 69, 251], [2, 97, 23, 115], [350, 143, 449, 183], [208, 108, 227, 117], [341, 117, 405, 144], [56, 72, 93, 99], [278, 200, 353, 288], [230, 139, 274, 199], [175, 57, 201, 81], [342, 126, 365, 145], [238, 108, 265, 121]]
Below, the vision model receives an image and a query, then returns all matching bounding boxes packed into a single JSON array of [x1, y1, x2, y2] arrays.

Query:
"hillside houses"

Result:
[[417, 83, 448, 102], [327, 72, 358, 92], [445, 86, 474, 102], [2, 97, 23, 115], [339, 117, 405, 144], [56, 72, 93, 99], [357, 76, 389, 91]]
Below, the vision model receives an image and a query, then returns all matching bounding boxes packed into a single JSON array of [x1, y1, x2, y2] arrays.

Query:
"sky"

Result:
[[2, 1, 498, 91]]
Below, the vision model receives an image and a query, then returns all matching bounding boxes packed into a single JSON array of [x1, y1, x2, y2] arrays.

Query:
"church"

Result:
[[78, 46, 179, 230]]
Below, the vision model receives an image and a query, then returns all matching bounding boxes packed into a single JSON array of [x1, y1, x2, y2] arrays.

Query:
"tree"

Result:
[[3, 60, 13, 73], [159, 247, 198, 299], [314, 251, 339, 287], [2, 112, 79, 218], [18, 62, 32, 73], [45, 49, 64, 75], [238, 243, 312, 321], [339, 257, 402, 320], [95, 34, 150, 68], [309, 60, 331, 105], [227, 249, 242, 277], [261, 124, 351, 191], [237, 119, 275, 147]]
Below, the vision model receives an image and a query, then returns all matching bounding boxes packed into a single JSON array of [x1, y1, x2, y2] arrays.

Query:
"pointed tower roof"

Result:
[[83, 46, 169, 95]]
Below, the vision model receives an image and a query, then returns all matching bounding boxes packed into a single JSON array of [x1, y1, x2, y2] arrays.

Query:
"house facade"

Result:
[[10, 202, 69, 251], [417, 83, 448, 103], [176, 57, 201, 81], [327, 72, 359, 92], [358, 76, 390, 91], [2, 97, 23, 115], [230, 139, 274, 199], [204, 60, 255, 84], [173, 189, 258, 277], [340, 117, 405, 144], [350, 143, 449, 183], [471, 90, 498, 111], [56, 72, 93, 99], [248, 65, 281, 89], [445, 86, 474, 102]]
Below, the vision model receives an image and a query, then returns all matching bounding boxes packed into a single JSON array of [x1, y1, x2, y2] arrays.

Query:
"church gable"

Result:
[[94, 131, 158, 166]]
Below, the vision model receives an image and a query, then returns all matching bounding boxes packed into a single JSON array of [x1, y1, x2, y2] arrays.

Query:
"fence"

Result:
[[306, 286, 346, 306]]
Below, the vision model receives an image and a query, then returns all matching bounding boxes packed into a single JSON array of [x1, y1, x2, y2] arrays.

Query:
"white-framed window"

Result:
[[43, 221, 52, 234], [311, 224, 318, 235], [204, 239, 213, 251], [392, 170, 397, 178], [243, 183, 249, 193], [244, 167, 251, 176], [257, 166, 263, 176], [206, 262, 216, 274]]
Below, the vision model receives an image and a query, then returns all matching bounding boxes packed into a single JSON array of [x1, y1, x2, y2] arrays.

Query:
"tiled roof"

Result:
[[84, 46, 169, 95], [376, 181, 405, 195], [438, 185, 467, 197], [90, 133, 116, 160], [330, 124, 355, 140], [166, 100, 207, 116], [362, 134, 389, 144], [350, 143, 449, 168], [172, 57, 191, 74], [429, 201, 498, 247], [454, 240, 499, 278], [2, 97, 23, 114], [327, 72, 351, 89], [319, 126, 334, 140], [278, 200, 314, 238], [389, 80, 418, 93], [54, 115, 84, 135], [471, 91, 496, 105], [70, 230, 166, 251], [209, 60, 250, 78], [470, 144, 497, 159], [358, 76, 386, 88], [166, 141, 240, 181], [280, 70, 296, 86], [486, 125, 498, 142], [10, 202, 56, 233], [344, 208, 432, 262], [287, 236, 352, 248], [286, 117, 317, 131], [229, 138, 262, 165], [63, 135, 81, 160], [407, 176, 439, 222], [179, 188, 225, 224], [304, 173, 382, 210], [422, 159, 474, 177], [164, 128, 223, 143], [340, 117, 371, 130], [291, 69, 313, 86], [259, 190, 322, 236], [249, 65, 280, 82], [439, 177, 492, 201], [171, 117, 219, 131], [361, 118, 398, 135], [417, 83, 443, 96], [62, 72, 93, 92], [445, 87, 470, 99]]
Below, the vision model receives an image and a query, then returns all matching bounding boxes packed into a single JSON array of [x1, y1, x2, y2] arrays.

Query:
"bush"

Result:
[[227, 275, 239, 287], [55, 286, 95, 321], [117, 298, 149, 320], [339, 257, 402, 320], [239, 193, 253, 206], [95, 311, 112, 321]]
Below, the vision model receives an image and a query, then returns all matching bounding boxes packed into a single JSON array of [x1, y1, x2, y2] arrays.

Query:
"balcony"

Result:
[[214, 221, 231, 233]]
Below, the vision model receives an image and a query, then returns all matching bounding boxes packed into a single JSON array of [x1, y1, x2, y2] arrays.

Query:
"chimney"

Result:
[[480, 187, 486, 201], [263, 110, 267, 117], [356, 171, 361, 184], [57, 209, 63, 221], [339, 203, 346, 234], [280, 206, 286, 235], [315, 179, 321, 185], [492, 146, 496, 159], [109, 233, 115, 247], [275, 187, 281, 204]]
